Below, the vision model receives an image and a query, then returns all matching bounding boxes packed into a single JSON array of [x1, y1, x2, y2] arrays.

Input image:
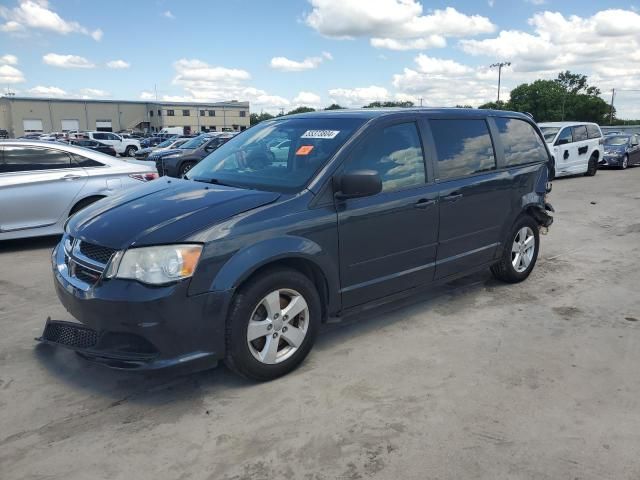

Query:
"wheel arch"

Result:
[[209, 236, 340, 321], [69, 194, 106, 216]]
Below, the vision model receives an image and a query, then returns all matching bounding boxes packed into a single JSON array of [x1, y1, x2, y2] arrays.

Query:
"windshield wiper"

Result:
[[191, 177, 244, 189]]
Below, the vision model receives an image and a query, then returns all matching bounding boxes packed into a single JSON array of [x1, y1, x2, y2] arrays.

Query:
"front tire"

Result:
[[224, 268, 321, 381], [621, 154, 629, 170], [179, 161, 196, 177], [491, 215, 540, 283]]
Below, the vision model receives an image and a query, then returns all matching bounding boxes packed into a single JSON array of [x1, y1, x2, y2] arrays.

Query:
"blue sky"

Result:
[[2, 0, 640, 117]]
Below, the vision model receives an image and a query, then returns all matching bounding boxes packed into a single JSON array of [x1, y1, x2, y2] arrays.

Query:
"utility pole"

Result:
[[609, 88, 616, 125], [490, 62, 511, 103], [419, 97, 423, 107]]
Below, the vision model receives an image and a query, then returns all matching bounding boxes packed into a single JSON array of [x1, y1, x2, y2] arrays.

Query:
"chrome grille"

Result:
[[61, 236, 117, 288]]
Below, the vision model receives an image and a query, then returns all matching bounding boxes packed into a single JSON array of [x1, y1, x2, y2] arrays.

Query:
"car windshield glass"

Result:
[[156, 139, 175, 148], [179, 135, 210, 149], [604, 136, 629, 146], [540, 127, 560, 142], [187, 117, 365, 192]]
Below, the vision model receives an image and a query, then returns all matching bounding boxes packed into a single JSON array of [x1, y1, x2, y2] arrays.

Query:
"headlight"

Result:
[[106, 244, 202, 285]]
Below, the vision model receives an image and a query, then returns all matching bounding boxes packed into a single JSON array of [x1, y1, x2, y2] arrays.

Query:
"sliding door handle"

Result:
[[442, 193, 463, 202]]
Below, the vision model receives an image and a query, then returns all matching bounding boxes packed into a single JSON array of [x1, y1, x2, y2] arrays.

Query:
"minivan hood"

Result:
[[67, 179, 280, 249]]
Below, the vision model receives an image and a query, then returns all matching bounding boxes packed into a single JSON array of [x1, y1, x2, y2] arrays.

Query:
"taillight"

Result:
[[130, 172, 159, 182]]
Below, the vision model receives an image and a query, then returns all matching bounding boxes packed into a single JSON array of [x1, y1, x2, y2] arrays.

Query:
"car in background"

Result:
[[147, 133, 210, 167], [134, 137, 191, 160], [156, 133, 235, 177], [0, 140, 157, 240], [538, 122, 603, 178], [40, 132, 68, 142], [600, 134, 640, 169], [140, 136, 170, 149], [81, 131, 141, 157], [0, 129, 9, 139], [19, 133, 44, 140], [69, 138, 117, 156], [269, 139, 291, 164]]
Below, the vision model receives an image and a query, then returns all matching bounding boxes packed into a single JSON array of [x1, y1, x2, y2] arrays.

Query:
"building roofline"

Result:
[[0, 96, 248, 108]]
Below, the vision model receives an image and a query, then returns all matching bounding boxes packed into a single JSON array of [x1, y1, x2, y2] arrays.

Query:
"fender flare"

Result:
[[210, 235, 341, 310]]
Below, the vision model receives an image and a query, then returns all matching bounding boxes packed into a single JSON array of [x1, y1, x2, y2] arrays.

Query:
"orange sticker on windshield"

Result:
[[296, 145, 314, 156]]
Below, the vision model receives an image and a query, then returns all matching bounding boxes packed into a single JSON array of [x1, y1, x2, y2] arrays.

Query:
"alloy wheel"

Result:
[[511, 226, 535, 273], [246, 288, 310, 365]]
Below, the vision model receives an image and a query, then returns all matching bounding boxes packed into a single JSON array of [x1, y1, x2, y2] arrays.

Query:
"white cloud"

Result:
[[0, 0, 102, 41], [139, 91, 155, 100], [525, 0, 547, 5], [270, 52, 332, 71], [328, 85, 389, 107], [1, 54, 18, 65], [78, 88, 109, 98], [163, 10, 175, 20], [293, 91, 322, 107], [305, 1, 495, 50], [27, 85, 67, 97], [170, 58, 289, 113], [43, 53, 95, 69], [106, 59, 130, 69], [459, 8, 640, 116], [0, 64, 25, 83], [413, 54, 472, 75]]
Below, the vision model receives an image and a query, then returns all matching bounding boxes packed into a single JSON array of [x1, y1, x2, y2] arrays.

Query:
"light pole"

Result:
[[490, 62, 511, 103]]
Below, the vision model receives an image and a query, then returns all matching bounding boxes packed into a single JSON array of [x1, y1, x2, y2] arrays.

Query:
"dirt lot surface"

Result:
[[1, 168, 640, 480]]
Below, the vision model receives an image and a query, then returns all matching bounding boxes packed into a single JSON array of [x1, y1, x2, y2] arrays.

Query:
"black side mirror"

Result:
[[556, 138, 569, 146], [335, 170, 382, 200]]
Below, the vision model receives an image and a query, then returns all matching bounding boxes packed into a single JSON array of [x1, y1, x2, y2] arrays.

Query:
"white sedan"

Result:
[[0, 140, 158, 240]]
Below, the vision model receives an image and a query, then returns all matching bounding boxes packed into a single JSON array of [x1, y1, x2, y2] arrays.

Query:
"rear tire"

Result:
[[224, 268, 321, 381], [584, 154, 598, 176], [124, 146, 137, 157], [548, 158, 555, 180], [491, 215, 540, 283]]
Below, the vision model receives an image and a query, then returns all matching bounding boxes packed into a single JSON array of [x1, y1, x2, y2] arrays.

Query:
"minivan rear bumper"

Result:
[[41, 243, 232, 371]]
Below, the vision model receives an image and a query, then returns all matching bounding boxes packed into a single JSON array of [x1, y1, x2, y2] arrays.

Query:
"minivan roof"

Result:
[[283, 107, 534, 121]]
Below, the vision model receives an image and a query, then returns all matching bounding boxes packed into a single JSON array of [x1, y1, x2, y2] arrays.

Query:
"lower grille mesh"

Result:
[[42, 322, 97, 349]]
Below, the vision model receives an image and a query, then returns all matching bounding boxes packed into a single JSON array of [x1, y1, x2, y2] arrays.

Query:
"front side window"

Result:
[[431, 119, 496, 180], [345, 122, 426, 192], [572, 125, 588, 142], [93, 132, 107, 140], [0, 146, 72, 173], [187, 117, 365, 192], [539, 127, 560, 143], [556, 128, 572, 145], [495, 117, 548, 166]]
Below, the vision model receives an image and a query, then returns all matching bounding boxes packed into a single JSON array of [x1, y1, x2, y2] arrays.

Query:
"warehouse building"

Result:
[[0, 96, 250, 137]]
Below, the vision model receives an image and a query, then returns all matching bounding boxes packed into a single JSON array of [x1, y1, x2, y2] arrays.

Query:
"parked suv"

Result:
[[41, 109, 553, 380], [83, 131, 141, 157], [538, 122, 602, 178], [156, 133, 235, 177]]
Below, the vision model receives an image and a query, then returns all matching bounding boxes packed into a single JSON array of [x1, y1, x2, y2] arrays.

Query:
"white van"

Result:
[[159, 127, 184, 135], [538, 122, 603, 178]]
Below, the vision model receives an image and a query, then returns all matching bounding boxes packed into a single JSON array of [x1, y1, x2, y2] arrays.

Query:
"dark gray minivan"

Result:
[[41, 109, 553, 380]]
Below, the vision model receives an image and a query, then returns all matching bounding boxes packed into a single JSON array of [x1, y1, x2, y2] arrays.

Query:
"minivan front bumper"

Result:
[[40, 243, 231, 371]]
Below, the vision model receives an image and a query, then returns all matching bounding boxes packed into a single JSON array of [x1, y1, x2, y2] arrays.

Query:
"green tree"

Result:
[[249, 112, 275, 126], [455, 104, 474, 109], [324, 103, 345, 110], [363, 101, 414, 108], [286, 106, 316, 115], [477, 100, 508, 110]]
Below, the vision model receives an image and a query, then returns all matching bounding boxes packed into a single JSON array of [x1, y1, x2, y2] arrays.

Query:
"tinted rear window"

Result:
[[430, 119, 496, 180], [586, 124, 601, 139], [0, 146, 72, 172], [495, 117, 548, 166]]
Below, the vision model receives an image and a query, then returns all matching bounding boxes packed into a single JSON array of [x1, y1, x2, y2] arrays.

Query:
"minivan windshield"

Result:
[[187, 117, 365, 192], [604, 136, 629, 146], [540, 127, 560, 143], [179, 135, 211, 149]]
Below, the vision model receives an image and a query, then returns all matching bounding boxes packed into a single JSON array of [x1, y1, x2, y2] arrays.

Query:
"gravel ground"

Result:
[[1, 167, 640, 480]]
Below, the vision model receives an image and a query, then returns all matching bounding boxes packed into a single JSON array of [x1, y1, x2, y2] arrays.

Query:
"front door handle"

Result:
[[62, 174, 82, 180], [442, 193, 463, 202], [563, 150, 570, 160], [414, 198, 436, 209]]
